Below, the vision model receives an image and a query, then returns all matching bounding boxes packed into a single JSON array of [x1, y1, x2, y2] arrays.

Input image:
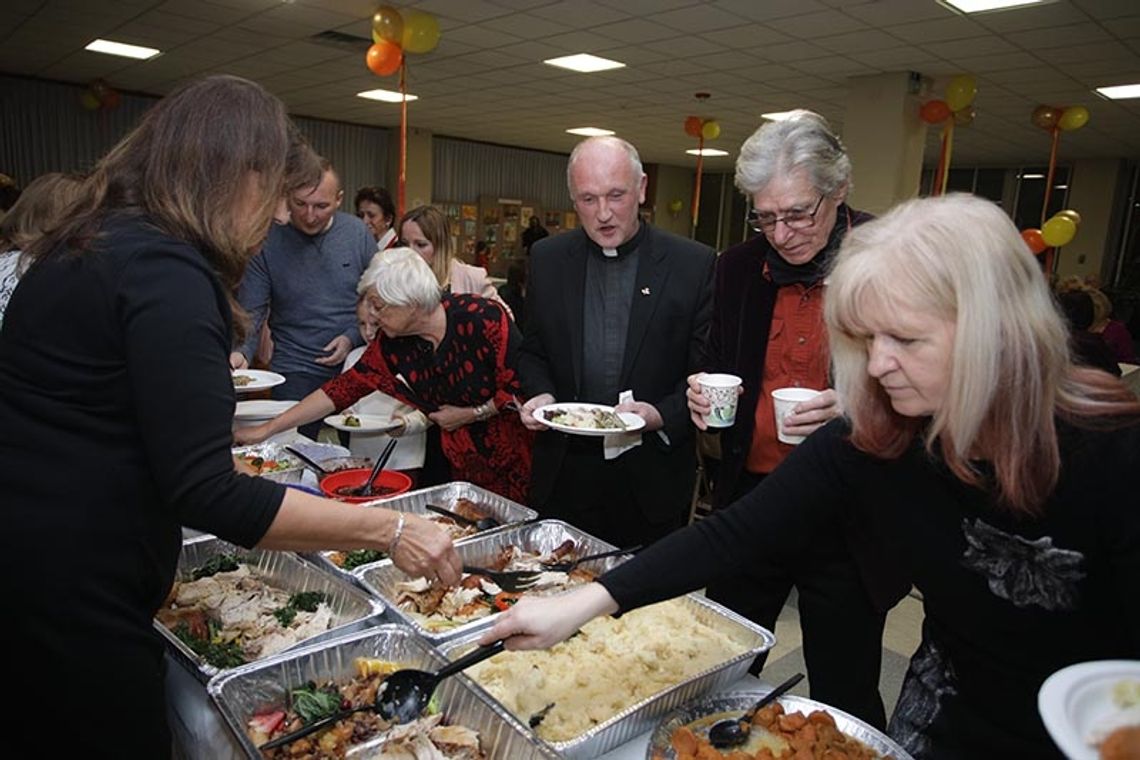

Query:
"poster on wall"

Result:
[[544, 210, 561, 229], [462, 204, 477, 221]]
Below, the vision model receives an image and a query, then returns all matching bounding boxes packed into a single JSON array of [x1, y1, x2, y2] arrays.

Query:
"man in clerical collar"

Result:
[[231, 157, 375, 438], [519, 136, 716, 548]]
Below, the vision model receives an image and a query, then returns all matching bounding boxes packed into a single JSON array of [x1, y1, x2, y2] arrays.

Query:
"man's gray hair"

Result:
[[566, 136, 644, 197], [734, 110, 851, 197], [363, 246, 443, 312]]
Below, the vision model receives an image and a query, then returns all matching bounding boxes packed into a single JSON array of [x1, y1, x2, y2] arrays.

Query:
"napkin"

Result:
[[603, 390, 642, 460]]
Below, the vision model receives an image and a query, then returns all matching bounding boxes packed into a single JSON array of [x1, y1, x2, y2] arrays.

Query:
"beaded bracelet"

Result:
[[388, 513, 406, 558]]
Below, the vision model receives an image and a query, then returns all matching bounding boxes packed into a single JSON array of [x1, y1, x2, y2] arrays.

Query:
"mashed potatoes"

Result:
[[464, 597, 751, 743]]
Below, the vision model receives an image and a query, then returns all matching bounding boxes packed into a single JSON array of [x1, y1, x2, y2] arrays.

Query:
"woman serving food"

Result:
[[484, 194, 1140, 758]]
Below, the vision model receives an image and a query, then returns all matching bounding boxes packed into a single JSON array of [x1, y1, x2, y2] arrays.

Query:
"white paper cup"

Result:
[[772, 387, 822, 444], [698, 373, 743, 428]]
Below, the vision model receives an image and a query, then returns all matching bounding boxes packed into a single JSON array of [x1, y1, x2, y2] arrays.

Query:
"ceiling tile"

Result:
[[714, 0, 830, 22], [815, 28, 906, 54], [651, 5, 747, 34]]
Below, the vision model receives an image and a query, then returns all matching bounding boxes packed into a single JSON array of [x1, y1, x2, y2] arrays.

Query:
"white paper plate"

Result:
[[323, 413, 400, 433], [533, 402, 646, 437], [233, 399, 297, 422], [231, 369, 285, 392], [1038, 660, 1140, 759]]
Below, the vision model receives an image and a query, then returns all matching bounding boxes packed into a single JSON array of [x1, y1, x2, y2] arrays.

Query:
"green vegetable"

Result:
[[288, 591, 328, 612], [273, 606, 298, 627], [191, 554, 241, 580], [173, 621, 246, 669], [290, 683, 342, 724], [341, 549, 385, 570]]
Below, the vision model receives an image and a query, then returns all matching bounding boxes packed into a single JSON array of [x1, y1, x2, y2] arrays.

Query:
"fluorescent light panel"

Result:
[[85, 38, 161, 60], [357, 89, 418, 103], [686, 148, 730, 157], [565, 127, 615, 137], [1096, 83, 1140, 100], [1020, 173, 1045, 179], [544, 54, 625, 73], [938, 0, 1050, 12], [761, 111, 798, 121]]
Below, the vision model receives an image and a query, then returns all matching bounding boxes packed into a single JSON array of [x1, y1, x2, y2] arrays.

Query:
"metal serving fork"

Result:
[[462, 564, 542, 593], [539, 546, 642, 573]]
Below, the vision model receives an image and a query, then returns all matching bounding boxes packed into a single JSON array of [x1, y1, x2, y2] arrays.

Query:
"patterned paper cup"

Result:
[[772, 387, 822, 444], [699, 373, 743, 428]]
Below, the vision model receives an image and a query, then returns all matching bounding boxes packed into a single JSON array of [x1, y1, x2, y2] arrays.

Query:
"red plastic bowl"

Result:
[[319, 468, 412, 503]]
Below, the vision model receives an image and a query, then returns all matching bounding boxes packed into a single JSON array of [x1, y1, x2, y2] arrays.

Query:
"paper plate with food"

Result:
[[533, 402, 645, 436], [323, 413, 400, 433], [1038, 660, 1140, 760], [232, 369, 285, 392], [646, 691, 910, 760]]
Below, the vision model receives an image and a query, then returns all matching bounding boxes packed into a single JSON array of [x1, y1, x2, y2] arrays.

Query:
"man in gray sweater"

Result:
[[232, 159, 375, 437]]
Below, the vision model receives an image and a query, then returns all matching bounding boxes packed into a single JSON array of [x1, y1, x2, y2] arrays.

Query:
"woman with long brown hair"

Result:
[[485, 194, 1140, 758], [0, 75, 460, 756]]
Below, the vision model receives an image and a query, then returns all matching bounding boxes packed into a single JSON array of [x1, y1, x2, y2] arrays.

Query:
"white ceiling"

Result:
[[3, 0, 1140, 169]]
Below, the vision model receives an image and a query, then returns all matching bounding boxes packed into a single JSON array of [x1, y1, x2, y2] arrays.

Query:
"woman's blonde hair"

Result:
[[827, 193, 1139, 513], [1, 173, 86, 266], [399, 205, 453, 287]]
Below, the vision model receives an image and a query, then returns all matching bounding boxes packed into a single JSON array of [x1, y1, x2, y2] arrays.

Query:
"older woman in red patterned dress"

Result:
[[238, 247, 532, 502]]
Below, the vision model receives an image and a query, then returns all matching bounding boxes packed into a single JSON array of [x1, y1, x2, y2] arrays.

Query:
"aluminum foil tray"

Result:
[[307, 481, 539, 583], [157, 536, 384, 685], [355, 519, 622, 644], [440, 593, 776, 759], [645, 692, 912, 759], [207, 624, 559, 759], [232, 442, 305, 484]]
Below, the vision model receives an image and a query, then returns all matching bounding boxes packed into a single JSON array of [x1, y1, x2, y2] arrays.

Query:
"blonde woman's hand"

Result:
[[479, 583, 618, 650], [388, 512, 462, 586]]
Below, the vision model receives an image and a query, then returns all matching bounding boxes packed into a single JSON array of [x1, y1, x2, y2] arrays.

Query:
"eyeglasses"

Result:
[[747, 194, 826, 233]]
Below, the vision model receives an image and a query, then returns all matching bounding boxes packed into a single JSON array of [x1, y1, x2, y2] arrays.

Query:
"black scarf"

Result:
[[765, 204, 851, 286]]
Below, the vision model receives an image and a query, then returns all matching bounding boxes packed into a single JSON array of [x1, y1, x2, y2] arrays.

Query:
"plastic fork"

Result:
[[539, 546, 642, 572], [462, 564, 542, 592]]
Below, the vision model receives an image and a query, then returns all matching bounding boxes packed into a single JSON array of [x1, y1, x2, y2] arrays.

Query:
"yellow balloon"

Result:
[[1058, 105, 1090, 132], [701, 120, 721, 140], [402, 11, 441, 55], [944, 74, 977, 112], [371, 6, 403, 44], [668, 199, 684, 214], [1041, 214, 1077, 247], [1056, 209, 1082, 226]]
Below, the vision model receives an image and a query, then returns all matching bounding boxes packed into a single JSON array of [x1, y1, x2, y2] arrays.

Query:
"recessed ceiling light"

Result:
[[565, 127, 615, 137], [1096, 83, 1140, 100], [686, 149, 730, 157], [544, 54, 625, 73], [357, 89, 418, 103], [85, 39, 161, 60], [1054, 184, 1068, 189], [761, 111, 798, 121], [937, 0, 1052, 13], [1020, 173, 1045, 179]]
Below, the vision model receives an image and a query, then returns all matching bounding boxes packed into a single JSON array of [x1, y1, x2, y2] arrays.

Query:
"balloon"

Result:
[[89, 78, 109, 98], [401, 10, 441, 54], [919, 99, 952, 125], [683, 116, 702, 137], [100, 89, 122, 110], [1031, 105, 1062, 130], [668, 199, 684, 214], [1041, 214, 1077, 247], [1055, 209, 1082, 226], [365, 40, 402, 77], [1020, 228, 1047, 254], [371, 6, 403, 45], [944, 74, 977, 112], [953, 106, 976, 127], [1058, 105, 1090, 132], [701, 120, 721, 140], [80, 90, 101, 110]]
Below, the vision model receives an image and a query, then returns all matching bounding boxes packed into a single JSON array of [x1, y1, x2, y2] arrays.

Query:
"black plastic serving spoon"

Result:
[[259, 641, 506, 751], [707, 672, 805, 749]]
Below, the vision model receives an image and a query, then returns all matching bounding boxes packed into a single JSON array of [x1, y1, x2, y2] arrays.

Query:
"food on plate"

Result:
[[451, 497, 494, 524], [157, 562, 335, 669], [233, 374, 256, 387], [1101, 726, 1140, 760], [1090, 678, 1140, 753], [236, 451, 297, 476], [395, 540, 593, 632], [343, 414, 362, 428], [247, 666, 486, 759], [670, 701, 890, 760], [542, 406, 626, 430], [464, 597, 751, 742]]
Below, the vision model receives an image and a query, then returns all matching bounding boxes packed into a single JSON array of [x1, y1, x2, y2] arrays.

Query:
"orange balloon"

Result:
[[1020, 228, 1047, 254], [683, 116, 702, 137], [920, 99, 952, 125], [365, 40, 402, 77], [1031, 105, 1062, 131]]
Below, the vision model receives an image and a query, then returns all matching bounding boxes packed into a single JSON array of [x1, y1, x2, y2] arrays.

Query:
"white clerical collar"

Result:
[[602, 248, 618, 258]]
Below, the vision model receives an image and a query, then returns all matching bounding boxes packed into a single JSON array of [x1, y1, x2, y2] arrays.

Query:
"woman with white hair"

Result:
[[485, 194, 1140, 757], [685, 109, 904, 727], [240, 247, 533, 502]]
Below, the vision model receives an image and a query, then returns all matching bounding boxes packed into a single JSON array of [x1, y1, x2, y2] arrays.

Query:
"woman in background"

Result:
[[356, 185, 398, 251], [400, 204, 502, 304], [486, 194, 1140, 758]]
